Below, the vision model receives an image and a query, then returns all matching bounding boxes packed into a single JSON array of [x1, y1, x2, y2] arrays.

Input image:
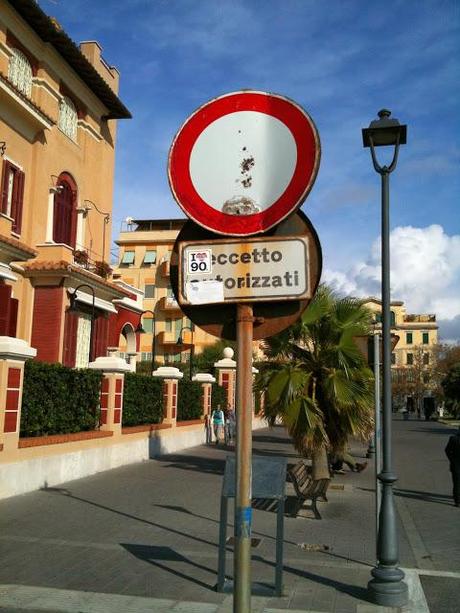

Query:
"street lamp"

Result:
[[362, 110, 408, 607], [135, 310, 156, 375], [177, 325, 194, 379], [68, 284, 96, 363]]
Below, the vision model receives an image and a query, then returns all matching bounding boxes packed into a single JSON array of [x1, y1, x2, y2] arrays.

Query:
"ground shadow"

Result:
[[122, 543, 215, 591], [358, 486, 453, 506], [254, 554, 371, 602], [252, 434, 292, 445], [41, 485, 218, 549], [408, 427, 457, 435], [156, 453, 226, 476]]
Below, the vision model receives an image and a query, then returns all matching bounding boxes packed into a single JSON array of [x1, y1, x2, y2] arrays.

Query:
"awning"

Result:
[[70, 289, 117, 314]]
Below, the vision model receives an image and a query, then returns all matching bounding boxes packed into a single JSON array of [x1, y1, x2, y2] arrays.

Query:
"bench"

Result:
[[289, 461, 330, 520]]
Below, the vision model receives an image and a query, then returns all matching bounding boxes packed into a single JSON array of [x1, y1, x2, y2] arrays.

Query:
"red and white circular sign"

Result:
[[168, 91, 320, 236]]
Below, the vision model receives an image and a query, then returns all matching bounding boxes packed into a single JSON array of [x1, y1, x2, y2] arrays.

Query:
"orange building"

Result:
[[0, 0, 141, 367]]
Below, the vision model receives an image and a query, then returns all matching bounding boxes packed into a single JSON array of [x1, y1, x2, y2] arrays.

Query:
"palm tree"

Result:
[[259, 286, 374, 479]]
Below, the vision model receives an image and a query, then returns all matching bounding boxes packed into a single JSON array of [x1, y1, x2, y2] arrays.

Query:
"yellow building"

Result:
[[363, 298, 438, 413], [363, 298, 438, 367], [0, 0, 139, 367], [113, 218, 225, 364]]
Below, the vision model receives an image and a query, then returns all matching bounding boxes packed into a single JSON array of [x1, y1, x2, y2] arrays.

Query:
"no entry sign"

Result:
[[168, 91, 320, 236]]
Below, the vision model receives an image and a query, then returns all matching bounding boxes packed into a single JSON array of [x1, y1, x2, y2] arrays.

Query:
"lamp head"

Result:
[[135, 322, 145, 334], [362, 109, 407, 148], [68, 292, 78, 313]]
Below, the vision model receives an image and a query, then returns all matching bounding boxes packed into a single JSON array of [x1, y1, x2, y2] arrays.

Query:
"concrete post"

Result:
[[192, 373, 216, 416], [153, 366, 183, 426], [88, 356, 131, 435], [214, 348, 236, 410], [0, 337, 36, 454]]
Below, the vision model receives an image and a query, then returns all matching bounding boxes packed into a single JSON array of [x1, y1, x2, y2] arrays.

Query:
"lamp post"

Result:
[[362, 110, 408, 607], [135, 310, 156, 375], [68, 284, 96, 363], [177, 325, 194, 379]]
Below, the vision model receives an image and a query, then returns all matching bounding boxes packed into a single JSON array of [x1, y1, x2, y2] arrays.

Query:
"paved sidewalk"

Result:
[[0, 420, 458, 612]]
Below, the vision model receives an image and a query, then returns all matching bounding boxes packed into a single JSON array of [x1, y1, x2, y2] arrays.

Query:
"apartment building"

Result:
[[113, 218, 226, 364], [0, 0, 141, 367]]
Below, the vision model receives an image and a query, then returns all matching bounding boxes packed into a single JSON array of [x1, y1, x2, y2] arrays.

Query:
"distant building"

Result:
[[113, 218, 223, 364], [363, 298, 438, 413], [0, 0, 140, 368]]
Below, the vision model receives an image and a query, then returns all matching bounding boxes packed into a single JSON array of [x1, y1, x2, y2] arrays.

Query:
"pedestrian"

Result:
[[225, 408, 236, 445], [445, 426, 460, 507], [211, 405, 225, 445], [331, 444, 367, 473], [204, 414, 213, 444]]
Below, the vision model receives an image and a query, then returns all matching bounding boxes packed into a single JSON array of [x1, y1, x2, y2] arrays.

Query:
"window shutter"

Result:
[[1, 160, 11, 214], [8, 298, 18, 337], [11, 170, 25, 234], [93, 315, 109, 359], [0, 284, 12, 335], [62, 309, 79, 367]]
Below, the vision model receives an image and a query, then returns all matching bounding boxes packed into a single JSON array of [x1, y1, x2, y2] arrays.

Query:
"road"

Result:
[[0, 417, 458, 612]]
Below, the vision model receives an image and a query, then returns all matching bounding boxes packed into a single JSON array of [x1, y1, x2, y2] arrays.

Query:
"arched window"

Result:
[[53, 173, 77, 247], [58, 96, 78, 141], [8, 48, 32, 97]]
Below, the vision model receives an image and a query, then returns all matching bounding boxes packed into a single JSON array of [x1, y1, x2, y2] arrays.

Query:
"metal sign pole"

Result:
[[234, 303, 253, 612]]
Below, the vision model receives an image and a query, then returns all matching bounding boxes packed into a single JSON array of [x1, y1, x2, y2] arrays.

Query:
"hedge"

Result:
[[177, 379, 203, 421], [123, 372, 163, 426], [21, 361, 102, 437], [211, 382, 227, 411]]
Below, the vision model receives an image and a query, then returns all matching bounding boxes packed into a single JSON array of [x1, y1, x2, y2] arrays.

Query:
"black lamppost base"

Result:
[[368, 568, 408, 607]]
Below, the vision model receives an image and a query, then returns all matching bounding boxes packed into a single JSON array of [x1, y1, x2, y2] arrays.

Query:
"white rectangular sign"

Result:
[[178, 236, 310, 305]]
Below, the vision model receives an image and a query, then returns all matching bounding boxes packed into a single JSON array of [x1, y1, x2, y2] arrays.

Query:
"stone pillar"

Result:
[[153, 366, 183, 426], [214, 347, 236, 410], [192, 373, 216, 416], [88, 356, 131, 435], [0, 337, 36, 453]]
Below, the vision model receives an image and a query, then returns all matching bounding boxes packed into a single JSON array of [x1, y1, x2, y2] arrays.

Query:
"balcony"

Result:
[[158, 260, 170, 278], [158, 295, 182, 313]]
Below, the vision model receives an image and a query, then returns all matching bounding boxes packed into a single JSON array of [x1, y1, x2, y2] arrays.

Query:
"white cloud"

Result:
[[325, 225, 460, 339]]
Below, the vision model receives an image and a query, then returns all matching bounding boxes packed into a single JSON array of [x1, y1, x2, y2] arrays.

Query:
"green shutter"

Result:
[[121, 251, 135, 264]]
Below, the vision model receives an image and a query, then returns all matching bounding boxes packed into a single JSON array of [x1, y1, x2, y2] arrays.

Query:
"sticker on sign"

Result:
[[187, 249, 212, 274], [178, 236, 310, 305]]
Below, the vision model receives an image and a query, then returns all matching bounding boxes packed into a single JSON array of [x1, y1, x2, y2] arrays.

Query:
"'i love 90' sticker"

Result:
[[187, 249, 212, 274]]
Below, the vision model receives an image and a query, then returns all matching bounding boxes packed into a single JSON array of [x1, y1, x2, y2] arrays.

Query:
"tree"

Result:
[[259, 286, 374, 479], [442, 363, 460, 418]]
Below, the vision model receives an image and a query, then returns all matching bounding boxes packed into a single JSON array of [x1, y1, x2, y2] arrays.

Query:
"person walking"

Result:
[[225, 408, 236, 445], [445, 426, 460, 507], [211, 405, 225, 445]]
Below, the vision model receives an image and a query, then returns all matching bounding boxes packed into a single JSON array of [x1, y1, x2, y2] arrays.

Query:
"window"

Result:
[[423, 373, 430, 384], [423, 353, 429, 365], [406, 332, 413, 345], [121, 251, 135, 265], [167, 286, 174, 299], [174, 318, 183, 338], [422, 332, 429, 344], [144, 284, 155, 299], [165, 318, 172, 332], [1, 160, 25, 234], [375, 313, 382, 323], [141, 352, 152, 361], [407, 353, 413, 366], [390, 311, 396, 326], [8, 48, 32, 97], [143, 250, 157, 265], [53, 173, 77, 246], [391, 353, 396, 365], [142, 318, 154, 333], [58, 96, 78, 141]]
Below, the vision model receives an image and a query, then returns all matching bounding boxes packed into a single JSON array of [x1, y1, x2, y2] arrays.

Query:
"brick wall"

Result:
[[31, 287, 64, 362]]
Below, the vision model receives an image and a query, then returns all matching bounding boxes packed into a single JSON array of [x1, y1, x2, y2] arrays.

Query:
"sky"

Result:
[[39, 0, 460, 342]]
